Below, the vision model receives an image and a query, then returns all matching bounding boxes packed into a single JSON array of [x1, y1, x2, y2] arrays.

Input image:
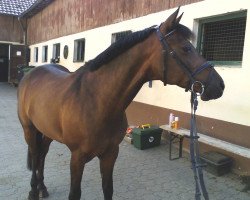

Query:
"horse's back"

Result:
[[18, 64, 71, 104]]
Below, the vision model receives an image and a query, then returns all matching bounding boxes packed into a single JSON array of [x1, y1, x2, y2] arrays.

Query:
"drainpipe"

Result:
[[18, 17, 28, 66]]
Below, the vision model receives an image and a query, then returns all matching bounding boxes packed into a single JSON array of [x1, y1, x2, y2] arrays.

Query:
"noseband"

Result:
[[155, 26, 214, 95]]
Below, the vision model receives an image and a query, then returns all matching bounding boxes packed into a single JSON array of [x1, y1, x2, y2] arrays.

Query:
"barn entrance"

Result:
[[0, 44, 26, 83], [0, 44, 9, 82], [9, 44, 26, 84]]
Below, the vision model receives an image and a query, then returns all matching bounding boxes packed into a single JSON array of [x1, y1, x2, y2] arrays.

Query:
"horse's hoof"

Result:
[[28, 191, 39, 200], [39, 188, 49, 198]]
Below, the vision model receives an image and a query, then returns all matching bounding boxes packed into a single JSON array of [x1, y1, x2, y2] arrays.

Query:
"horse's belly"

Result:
[[31, 115, 63, 142], [27, 99, 64, 143]]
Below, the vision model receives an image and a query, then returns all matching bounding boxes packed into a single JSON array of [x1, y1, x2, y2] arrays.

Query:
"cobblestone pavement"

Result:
[[0, 82, 249, 200]]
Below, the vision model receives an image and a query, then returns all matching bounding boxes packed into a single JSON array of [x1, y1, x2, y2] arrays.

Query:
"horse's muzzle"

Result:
[[201, 78, 225, 101]]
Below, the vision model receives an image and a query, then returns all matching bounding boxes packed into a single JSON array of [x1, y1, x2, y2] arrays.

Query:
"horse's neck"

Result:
[[78, 38, 157, 116], [97, 45, 152, 110]]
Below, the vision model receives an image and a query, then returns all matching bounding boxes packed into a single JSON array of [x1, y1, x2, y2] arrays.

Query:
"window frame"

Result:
[[73, 38, 85, 62], [111, 30, 132, 44], [197, 11, 247, 67], [42, 45, 48, 63], [34, 47, 38, 62], [27, 48, 31, 63], [52, 43, 60, 59]]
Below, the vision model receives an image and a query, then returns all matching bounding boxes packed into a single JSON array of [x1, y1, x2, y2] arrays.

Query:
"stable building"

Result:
[[0, 0, 51, 84], [1, 0, 249, 175]]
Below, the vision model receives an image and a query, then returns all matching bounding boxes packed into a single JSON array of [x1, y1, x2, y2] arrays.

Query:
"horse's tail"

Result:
[[27, 147, 32, 170], [27, 132, 43, 171]]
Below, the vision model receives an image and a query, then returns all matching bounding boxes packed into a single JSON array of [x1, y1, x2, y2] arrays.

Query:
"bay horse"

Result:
[[17, 8, 224, 200]]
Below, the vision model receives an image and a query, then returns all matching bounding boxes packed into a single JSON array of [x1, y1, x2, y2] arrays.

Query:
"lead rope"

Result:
[[190, 91, 209, 200]]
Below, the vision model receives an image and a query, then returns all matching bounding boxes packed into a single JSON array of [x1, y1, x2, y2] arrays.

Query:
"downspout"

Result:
[[18, 0, 46, 67], [18, 17, 28, 66]]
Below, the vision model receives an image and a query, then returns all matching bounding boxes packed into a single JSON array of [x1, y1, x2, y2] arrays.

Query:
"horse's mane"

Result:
[[77, 23, 193, 72], [77, 26, 156, 72]]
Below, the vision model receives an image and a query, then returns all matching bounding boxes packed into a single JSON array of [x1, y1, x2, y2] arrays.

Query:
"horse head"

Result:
[[155, 8, 225, 101]]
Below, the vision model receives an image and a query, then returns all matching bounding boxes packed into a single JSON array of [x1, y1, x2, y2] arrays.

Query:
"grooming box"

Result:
[[200, 151, 233, 176], [132, 125, 162, 150]]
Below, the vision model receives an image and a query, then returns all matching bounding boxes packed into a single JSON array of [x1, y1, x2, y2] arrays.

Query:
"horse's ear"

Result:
[[160, 7, 180, 33], [176, 12, 183, 24]]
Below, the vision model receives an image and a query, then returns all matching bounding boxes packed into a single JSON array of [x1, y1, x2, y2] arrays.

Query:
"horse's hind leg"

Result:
[[37, 135, 52, 198], [98, 146, 119, 200], [24, 125, 42, 200]]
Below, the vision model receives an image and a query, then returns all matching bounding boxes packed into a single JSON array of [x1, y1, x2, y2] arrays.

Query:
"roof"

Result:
[[0, 0, 36, 16], [0, 0, 54, 18], [20, 0, 54, 18]]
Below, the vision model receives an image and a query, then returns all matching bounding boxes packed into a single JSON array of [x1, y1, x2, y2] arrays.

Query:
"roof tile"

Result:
[[0, 0, 37, 16]]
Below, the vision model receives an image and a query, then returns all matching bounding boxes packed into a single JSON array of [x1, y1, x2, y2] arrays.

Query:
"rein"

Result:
[[189, 87, 209, 200], [155, 26, 210, 199]]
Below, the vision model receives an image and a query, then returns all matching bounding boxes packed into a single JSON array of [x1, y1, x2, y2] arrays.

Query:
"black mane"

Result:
[[78, 27, 156, 72], [77, 23, 193, 72]]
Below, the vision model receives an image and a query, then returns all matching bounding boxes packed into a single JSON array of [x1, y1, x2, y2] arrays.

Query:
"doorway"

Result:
[[0, 44, 9, 82]]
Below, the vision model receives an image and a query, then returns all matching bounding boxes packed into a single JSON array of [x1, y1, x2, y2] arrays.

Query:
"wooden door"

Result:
[[9, 44, 26, 84], [0, 44, 9, 82]]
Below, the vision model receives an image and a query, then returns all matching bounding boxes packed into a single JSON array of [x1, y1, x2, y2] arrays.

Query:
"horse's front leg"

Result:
[[98, 146, 119, 200], [68, 150, 86, 200]]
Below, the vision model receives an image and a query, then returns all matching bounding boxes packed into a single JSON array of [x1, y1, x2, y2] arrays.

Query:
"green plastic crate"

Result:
[[132, 126, 162, 150]]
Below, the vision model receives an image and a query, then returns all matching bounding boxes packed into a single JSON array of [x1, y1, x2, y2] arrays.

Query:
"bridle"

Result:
[[155, 26, 214, 96], [155, 25, 211, 200]]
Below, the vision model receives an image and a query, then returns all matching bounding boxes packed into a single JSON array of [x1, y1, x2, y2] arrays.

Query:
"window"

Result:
[[197, 11, 246, 66], [42, 45, 48, 62], [111, 30, 132, 44], [74, 39, 85, 62], [34, 47, 38, 62], [52, 43, 60, 59], [26, 48, 30, 63], [52, 43, 60, 63], [63, 45, 69, 59]]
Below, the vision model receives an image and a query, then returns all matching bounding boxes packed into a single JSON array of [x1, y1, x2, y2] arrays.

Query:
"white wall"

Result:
[[29, 0, 250, 126], [136, 0, 250, 127]]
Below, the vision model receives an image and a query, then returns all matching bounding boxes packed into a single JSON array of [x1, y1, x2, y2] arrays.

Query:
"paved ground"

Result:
[[0, 82, 249, 200]]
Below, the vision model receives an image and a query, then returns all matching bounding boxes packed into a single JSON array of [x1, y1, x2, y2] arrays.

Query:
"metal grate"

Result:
[[111, 30, 132, 44], [200, 16, 246, 62]]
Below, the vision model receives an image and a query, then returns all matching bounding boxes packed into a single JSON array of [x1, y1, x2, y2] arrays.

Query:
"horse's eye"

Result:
[[183, 46, 192, 53]]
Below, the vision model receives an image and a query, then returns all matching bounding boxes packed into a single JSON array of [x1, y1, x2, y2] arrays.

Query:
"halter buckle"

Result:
[[169, 51, 175, 57], [191, 81, 205, 96]]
